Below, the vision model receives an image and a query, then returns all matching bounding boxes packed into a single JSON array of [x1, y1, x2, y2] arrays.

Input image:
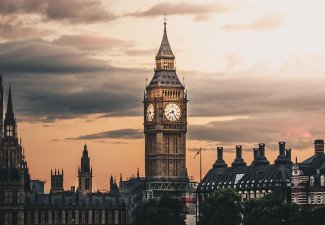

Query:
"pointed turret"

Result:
[[6, 86, 13, 117], [4, 86, 17, 140], [155, 19, 175, 60], [147, 17, 183, 89], [78, 144, 92, 195]]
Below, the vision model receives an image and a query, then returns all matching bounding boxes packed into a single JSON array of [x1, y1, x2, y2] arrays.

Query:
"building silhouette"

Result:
[[197, 142, 293, 208], [0, 77, 128, 225], [292, 139, 325, 205], [143, 18, 194, 199]]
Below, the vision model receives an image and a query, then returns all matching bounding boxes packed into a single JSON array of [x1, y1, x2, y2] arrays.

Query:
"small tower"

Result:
[[0, 86, 28, 225], [4, 87, 17, 142], [0, 74, 3, 144], [77, 144, 93, 195], [50, 169, 64, 193]]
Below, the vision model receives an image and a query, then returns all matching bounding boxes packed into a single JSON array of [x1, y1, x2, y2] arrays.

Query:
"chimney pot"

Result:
[[259, 143, 265, 158], [286, 149, 292, 162], [236, 145, 242, 159], [279, 142, 286, 156], [217, 147, 223, 160], [314, 139, 324, 156], [253, 148, 259, 161]]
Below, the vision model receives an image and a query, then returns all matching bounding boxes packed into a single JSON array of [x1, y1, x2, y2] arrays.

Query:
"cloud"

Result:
[[125, 49, 154, 56], [187, 61, 325, 117], [223, 13, 286, 31], [52, 34, 130, 51], [2, 36, 325, 132], [128, 2, 229, 21], [0, 39, 146, 121], [224, 53, 242, 71], [67, 129, 143, 140], [0, 38, 123, 74], [0, 0, 116, 24], [46, 0, 117, 23], [0, 0, 46, 14], [188, 114, 322, 152], [0, 16, 51, 39]]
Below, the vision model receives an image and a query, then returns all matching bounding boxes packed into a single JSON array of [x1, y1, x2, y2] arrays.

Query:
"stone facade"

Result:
[[291, 139, 325, 206], [144, 21, 188, 181]]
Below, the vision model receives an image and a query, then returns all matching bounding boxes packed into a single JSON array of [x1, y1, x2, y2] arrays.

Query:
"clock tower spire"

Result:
[[144, 18, 188, 185]]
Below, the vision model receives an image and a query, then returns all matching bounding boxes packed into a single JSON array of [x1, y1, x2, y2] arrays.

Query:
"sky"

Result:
[[1, 0, 325, 192]]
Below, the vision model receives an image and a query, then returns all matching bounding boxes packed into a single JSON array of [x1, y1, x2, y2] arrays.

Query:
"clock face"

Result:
[[146, 103, 155, 122], [164, 103, 181, 121]]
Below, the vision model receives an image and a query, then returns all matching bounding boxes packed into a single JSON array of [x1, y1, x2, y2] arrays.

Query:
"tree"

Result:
[[133, 195, 186, 225], [198, 188, 242, 225], [243, 193, 300, 225]]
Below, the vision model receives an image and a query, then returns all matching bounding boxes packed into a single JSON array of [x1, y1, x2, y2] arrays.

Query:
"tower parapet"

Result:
[[50, 169, 64, 193]]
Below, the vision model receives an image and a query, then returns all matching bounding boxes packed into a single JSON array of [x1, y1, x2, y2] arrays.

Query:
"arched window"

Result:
[[321, 175, 325, 187], [310, 176, 315, 187]]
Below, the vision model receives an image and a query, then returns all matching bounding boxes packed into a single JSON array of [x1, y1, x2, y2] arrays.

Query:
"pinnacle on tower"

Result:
[[6, 86, 14, 119], [155, 15, 175, 60]]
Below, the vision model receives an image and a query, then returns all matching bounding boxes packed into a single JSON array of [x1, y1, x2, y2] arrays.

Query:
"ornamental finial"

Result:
[[163, 13, 167, 28]]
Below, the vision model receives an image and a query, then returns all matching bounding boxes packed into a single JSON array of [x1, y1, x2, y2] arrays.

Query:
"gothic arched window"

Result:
[[310, 176, 315, 187], [321, 175, 325, 187]]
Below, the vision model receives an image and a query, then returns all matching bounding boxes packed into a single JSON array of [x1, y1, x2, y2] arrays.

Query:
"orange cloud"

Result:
[[128, 2, 229, 21], [223, 13, 286, 31]]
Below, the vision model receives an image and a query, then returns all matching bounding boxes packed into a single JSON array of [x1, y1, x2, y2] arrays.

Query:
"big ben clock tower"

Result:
[[144, 19, 188, 186]]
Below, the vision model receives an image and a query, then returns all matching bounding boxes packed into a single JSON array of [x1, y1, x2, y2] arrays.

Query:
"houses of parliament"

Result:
[[0, 20, 193, 225], [1, 17, 325, 225]]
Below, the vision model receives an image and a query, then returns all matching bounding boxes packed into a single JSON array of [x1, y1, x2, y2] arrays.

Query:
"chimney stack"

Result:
[[279, 142, 286, 156], [232, 145, 247, 167], [213, 147, 227, 168], [217, 147, 223, 161], [286, 149, 292, 162], [275, 141, 291, 165], [314, 139, 324, 156], [253, 148, 259, 161], [259, 143, 266, 158], [236, 145, 242, 159]]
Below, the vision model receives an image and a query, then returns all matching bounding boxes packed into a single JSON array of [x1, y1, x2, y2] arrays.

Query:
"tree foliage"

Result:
[[243, 193, 300, 225], [133, 195, 186, 225], [198, 188, 242, 225]]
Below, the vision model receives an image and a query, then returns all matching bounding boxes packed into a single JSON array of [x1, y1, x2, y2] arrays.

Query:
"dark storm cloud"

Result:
[[0, 39, 114, 73], [67, 129, 143, 140], [52, 34, 130, 51], [0, 39, 147, 121], [128, 2, 229, 21]]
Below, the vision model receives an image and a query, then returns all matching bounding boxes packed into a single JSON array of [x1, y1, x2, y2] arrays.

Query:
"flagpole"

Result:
[[199, 147, 202, 181]]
